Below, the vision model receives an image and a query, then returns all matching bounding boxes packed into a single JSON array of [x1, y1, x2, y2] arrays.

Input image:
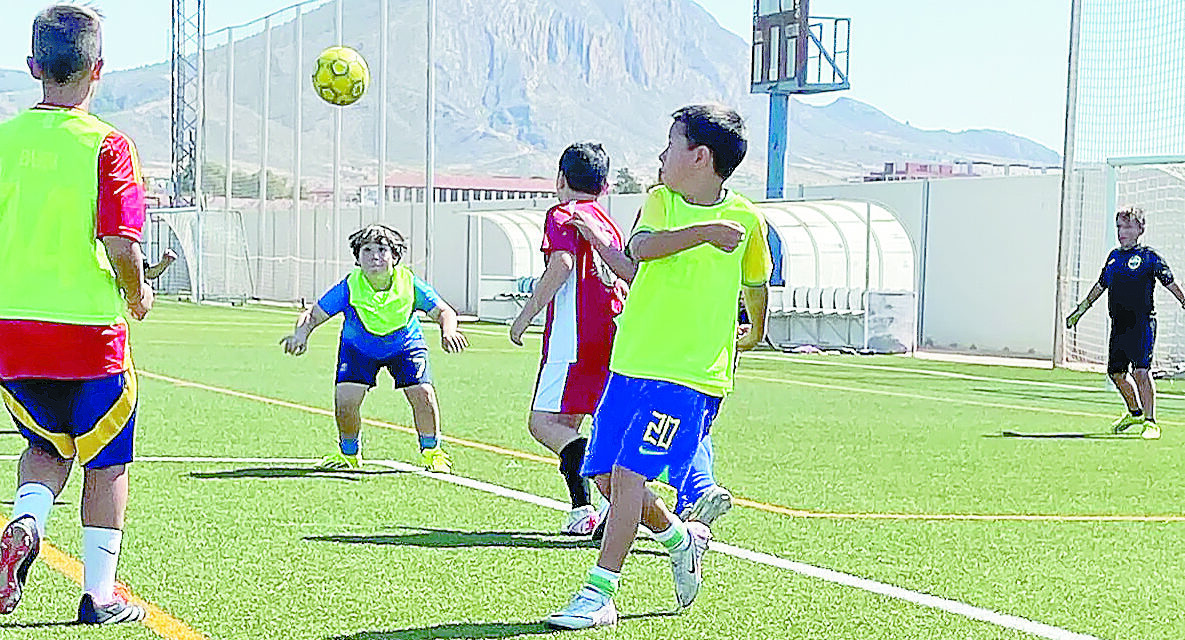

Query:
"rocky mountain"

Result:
[[0, 0, 1059, 192]]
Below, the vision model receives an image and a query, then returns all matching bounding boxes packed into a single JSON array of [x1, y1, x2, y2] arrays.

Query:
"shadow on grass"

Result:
[[0, 621, 77, 629], [189, 467, 409, 481], [306, 525, 663, 556], [327, 612, 680, 639], [984, 431, 1142, 440]]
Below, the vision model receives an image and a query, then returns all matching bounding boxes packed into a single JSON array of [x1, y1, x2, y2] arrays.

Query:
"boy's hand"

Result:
[[441, 329, 468, 353], [736, 323, 760, 352], [567, 211, 613, 247], [162, 249, 178, 263], [509, 315, 530, 346], [699, 220, 746, 252], [280, 333, 309, 356], [125, 282, 154, 320], [1066, 303, 1087, 329]]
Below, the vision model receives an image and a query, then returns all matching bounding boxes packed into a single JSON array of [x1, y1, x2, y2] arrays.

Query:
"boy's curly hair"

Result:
[[349, 224, 407, 262], [1116, 206, 1145, 229]]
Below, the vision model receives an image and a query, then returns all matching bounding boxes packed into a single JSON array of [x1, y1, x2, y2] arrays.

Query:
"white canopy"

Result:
[[758, 199, 915, 292]]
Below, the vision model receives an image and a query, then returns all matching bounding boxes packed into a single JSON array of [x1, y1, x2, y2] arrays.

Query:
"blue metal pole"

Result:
[[766, 93, 789, 199]]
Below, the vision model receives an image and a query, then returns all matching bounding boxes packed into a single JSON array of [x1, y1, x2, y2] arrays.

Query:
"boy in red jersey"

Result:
[[510, 143, 626, 535], [0, 5, 152, 625]]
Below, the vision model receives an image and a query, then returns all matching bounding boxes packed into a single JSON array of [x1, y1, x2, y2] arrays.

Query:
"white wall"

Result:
[[920, 175, 1061, 357], [791, 175, 1062, 358]]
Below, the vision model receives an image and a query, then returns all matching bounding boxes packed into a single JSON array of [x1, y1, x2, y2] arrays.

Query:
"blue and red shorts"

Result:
[[582, 373, 721, 482], [0, 371, 137, 469]]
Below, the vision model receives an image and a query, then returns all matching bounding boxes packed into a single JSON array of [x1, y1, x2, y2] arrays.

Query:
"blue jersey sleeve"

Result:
[[413, 276, 444, 312], [1151, 250, 1175, 286], [317, 279, 350, 316], [1098, 251, 1117, 289]]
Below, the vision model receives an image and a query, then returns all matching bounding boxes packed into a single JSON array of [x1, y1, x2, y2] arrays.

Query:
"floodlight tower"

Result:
[[751, 0, 850, 198], [171, 0, 205, 207]]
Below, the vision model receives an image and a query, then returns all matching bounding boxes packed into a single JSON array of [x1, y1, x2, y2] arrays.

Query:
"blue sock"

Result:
[[675, 435, 716, 514], [418, 434, 438, 450], [339, 437, 359, 456]]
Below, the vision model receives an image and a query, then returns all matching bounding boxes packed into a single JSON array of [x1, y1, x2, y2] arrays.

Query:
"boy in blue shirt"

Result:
[[1067, 207, 1185, 440], [281, 224, 468, 471]]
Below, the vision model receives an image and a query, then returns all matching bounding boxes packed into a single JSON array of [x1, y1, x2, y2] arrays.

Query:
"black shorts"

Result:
[[1108, 317, 1155, 374]]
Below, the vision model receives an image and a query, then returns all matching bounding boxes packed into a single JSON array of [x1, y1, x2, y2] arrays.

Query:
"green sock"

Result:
[[586, 566, 620, 598], [654, 521, 688, 552]]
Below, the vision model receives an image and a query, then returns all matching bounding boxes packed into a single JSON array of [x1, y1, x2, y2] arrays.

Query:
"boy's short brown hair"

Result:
[[349, 224, 407, 261], [1116, 206, 1145, 229], [32, 4, 103, 84]]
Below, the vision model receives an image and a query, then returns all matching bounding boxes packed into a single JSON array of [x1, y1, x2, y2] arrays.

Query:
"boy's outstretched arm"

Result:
[[280, 304, 330, 355], [1165, 282, 1185, 308], [1066, 283, 1105, 329], [737, 284, 769, 352], [509, 251, 574, 345], [629, 219, 746, 262], [427, 302, 468, 353], [143, 249, 177, 280]]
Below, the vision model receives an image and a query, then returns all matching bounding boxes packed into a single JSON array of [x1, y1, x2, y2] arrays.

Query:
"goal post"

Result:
[[1057, 156, 1185, 373], [146, 207, 255, 304], [1054, 0, 1185, 371]]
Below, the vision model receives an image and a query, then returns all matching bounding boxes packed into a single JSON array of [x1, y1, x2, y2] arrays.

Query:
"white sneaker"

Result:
[[669, 521, 712, 608], [682, 485, 733, 526], [561, 505, 600, 536], [544, 586, 618, 630]]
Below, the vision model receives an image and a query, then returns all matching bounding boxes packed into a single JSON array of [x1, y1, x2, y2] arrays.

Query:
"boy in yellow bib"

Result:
[[281, 225, 468, 472], [546, 104, 772, 630]]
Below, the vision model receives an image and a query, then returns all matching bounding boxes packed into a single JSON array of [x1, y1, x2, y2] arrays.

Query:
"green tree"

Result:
[[613, 167, 643, 194]]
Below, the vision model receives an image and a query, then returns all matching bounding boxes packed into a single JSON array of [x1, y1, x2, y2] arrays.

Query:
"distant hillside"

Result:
[[0, 0, 1059, 191]]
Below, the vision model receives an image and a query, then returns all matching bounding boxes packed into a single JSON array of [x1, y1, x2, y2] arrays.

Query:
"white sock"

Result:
[[12, 483, 54, 538], [82, 527, 123, 604]]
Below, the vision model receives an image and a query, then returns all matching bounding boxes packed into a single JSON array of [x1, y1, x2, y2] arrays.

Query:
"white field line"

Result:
[[131, 372, 1185, 523], [744, 353, 1185, 400], [737, 373, 1119, 421], [20, 452, 1093, 640], [381, 325, 1185, 404]]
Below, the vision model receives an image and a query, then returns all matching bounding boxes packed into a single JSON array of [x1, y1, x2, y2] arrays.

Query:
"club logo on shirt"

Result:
[[1128, 255, 1142, 270]]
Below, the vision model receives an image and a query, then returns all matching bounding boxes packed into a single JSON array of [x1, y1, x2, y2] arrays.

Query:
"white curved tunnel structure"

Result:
[[758, 199, 915, 307], [758, 199, 917, 350], [464, 209, 545, 322], [463, 200, 918, 349]]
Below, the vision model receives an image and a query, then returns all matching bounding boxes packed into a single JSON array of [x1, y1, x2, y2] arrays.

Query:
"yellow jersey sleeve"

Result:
[[741, 211, 773, 286], [632, 187, 669, 234]]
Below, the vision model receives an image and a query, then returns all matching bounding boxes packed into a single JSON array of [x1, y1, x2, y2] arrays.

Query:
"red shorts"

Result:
[[531, 360, 610, 416]]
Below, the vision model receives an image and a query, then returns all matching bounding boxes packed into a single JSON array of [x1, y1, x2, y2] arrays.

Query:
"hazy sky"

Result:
[[0, 0, 1071, 149]]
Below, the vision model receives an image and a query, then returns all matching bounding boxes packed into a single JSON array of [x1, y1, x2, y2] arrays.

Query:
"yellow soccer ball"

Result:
[[311, 46, 370, 106]]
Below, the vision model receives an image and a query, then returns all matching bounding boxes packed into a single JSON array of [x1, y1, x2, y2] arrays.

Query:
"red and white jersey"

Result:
[[0, 106, 145, 380], [539, 200, 625, 368]]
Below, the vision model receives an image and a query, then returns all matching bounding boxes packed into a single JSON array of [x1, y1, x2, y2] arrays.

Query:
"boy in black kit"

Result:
[[1067, 207, 1185, 439]]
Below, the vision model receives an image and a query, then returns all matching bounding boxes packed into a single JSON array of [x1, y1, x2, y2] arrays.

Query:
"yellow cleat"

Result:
[[1141, 421, 1161, 440], [420, 447, 452, 473], [1111, 412, 1145, 434], [317, 452, 360, 469]]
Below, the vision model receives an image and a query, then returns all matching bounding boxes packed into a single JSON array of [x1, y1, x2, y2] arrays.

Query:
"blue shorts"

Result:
[[582, 373, 721, 482], [336, 341, 433, 389], [0, 372, 137, 469]]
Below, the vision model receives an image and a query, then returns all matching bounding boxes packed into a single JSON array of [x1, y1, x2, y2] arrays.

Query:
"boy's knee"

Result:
[[404, 384, 438, 411]]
